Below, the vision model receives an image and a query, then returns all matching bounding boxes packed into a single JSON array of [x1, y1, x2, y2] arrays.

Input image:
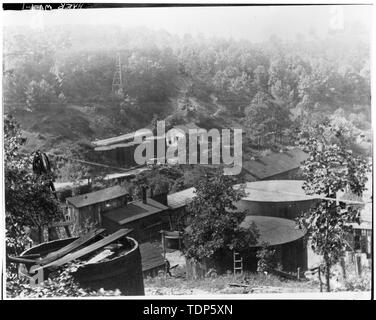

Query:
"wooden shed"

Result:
[[242, 147, 308, 181], [167, 187, 196, 229], [140, 242, 166, 277], [66, 185, 130, 230], [101, 197, 171, 243], [91, 129, 151, 167]]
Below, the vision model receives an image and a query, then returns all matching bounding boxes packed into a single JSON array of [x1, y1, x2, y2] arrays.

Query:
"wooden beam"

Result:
[[37, 228, 106, 266], [35, 228, 132, 271]]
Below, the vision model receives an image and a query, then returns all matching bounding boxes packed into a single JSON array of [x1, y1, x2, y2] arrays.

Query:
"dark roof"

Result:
[[140, 242, 165, 272], [242, 147, 308, 180], [66, 185, 129, 208], [102, 198, 169, 225], [240, 215, 306, 246], [167, 187, 196, 209], [185, 214, 306, 246]]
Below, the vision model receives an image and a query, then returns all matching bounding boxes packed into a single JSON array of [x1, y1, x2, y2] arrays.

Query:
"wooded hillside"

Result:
[[3, 25, 371, 177]]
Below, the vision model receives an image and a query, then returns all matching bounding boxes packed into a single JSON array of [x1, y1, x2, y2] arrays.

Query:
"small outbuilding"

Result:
[[139, 242, 166, 277], [242, 147, 308, 181], [167, 187, 196, 229], [66, 185, 130, 229], [101, 196, 170, 243]]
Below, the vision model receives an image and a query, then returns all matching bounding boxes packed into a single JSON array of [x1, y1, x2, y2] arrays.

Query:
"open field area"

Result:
[[144, 273, 319, 295]]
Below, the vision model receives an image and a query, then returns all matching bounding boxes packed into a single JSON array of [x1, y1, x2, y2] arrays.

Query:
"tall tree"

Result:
[[4, 115, 63, 254], [183, 170, 259, 262], [298, 120, 370, 291], [245, 91, 291, 144]]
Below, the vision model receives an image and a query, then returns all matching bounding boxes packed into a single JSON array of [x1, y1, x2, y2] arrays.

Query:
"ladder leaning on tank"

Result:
[[233, 250, 243, 275]]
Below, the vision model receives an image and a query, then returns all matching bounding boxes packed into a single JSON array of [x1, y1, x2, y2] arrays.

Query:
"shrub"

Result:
[[256, 243, 276, 273], [6, 262, 121, 298]]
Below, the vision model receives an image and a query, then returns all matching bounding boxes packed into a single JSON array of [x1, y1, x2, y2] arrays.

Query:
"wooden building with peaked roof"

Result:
[[102, 196, 171, 243], [66, 185, 130, 229]]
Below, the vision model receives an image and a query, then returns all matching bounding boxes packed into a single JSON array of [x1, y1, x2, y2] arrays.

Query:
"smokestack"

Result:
[[151, 191, 168, 206], [124, 194, 131, 206], [141, 186, 147, 204]]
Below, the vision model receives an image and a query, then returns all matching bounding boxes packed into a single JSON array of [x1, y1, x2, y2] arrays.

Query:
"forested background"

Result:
[[3, 25, 371, 179]]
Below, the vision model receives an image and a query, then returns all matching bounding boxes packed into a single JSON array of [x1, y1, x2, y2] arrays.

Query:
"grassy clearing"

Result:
[[144, 271, 320, 295], [144, 260, 372, 295]]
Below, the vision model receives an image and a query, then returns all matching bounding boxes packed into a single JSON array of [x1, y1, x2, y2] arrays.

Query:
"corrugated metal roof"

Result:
[[66, 185, 129, 208], [55, 168, 149, 190], [92, 128, 151, 147], [242, 147, 308, 180], [240, 215, 306, 246], [167, 187, 196, 209], [102, 198, 169, 225], [92, 123, 199, 148], [103, 168, 149, 180], [94, 141, 139, 151], [140, 242, 165, 272]]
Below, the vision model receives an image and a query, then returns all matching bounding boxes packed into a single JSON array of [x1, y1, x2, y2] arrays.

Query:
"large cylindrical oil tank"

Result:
[[18, 236, 145, 296], [185, 215, 308, 276], [235, 180, 319, 219]]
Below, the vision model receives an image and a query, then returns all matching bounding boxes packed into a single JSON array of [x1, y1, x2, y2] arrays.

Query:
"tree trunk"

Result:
[[48, 227, 59, 241], [318, 266, 323, 292], [340, 257, 347, 280], [325, 261, 331, 292], [38, 226, 44, 244]]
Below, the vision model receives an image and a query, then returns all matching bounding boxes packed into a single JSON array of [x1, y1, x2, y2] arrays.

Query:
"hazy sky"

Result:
[[3, 5, 372, 42]]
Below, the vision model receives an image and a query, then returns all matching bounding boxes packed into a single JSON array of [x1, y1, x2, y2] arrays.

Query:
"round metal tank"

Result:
[[185, 216, 308, 275], [235, 180, 319, 220], [18, 236, 145, 296]]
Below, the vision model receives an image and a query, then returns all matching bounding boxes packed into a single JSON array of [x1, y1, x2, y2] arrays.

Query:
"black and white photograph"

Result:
[[1, 1, 374, 301]]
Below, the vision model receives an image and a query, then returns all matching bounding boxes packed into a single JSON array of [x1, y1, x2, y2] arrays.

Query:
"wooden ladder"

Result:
[[233, 251, 243, 275]]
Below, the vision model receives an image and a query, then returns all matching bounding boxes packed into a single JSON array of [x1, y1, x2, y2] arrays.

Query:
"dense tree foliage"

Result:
[[6, 262, 120, 297], [183, 170, 259, 261], [4, 115, 63, 254], [3, 26, 370, 146], [298, 120, 370, 292]]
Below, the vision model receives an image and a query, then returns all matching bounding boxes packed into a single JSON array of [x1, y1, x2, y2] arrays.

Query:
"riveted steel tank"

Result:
[[235, 180, 319, 220]]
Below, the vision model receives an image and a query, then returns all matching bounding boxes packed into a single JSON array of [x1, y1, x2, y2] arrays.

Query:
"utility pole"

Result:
[[112, 52, 124, 96]]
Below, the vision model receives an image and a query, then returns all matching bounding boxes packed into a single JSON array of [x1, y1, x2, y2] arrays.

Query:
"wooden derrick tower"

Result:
[[112, 53, 124, 96]]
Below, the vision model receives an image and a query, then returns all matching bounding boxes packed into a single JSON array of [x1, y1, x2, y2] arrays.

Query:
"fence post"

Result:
[[340, 257, 347, 280], [356, 254, 362, 277], [161, 230, 166, 260]]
